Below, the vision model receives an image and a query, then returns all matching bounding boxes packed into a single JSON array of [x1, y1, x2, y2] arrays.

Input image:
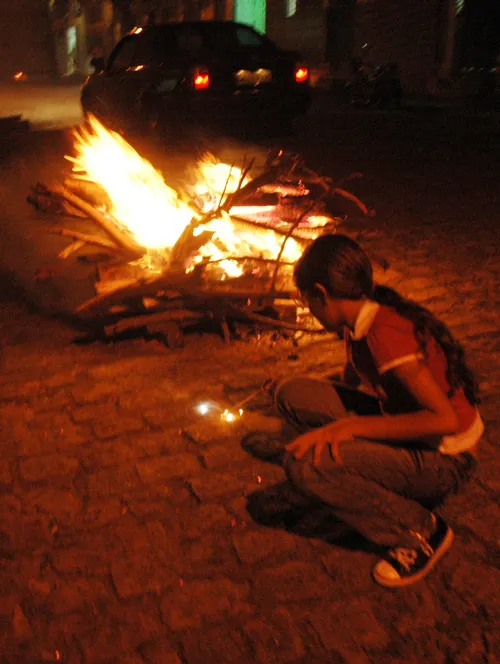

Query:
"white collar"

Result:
[[350, 300, 380, 340]]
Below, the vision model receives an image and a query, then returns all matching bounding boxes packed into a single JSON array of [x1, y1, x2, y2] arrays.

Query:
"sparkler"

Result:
[[195, 384, 267, 423]]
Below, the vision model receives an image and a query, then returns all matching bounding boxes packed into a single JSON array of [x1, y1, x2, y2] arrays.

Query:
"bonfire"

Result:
[[28, 116, 372, 343]]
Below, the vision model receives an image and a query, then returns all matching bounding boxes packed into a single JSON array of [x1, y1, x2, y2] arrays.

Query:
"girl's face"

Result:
[[303, 290, 345, 334]]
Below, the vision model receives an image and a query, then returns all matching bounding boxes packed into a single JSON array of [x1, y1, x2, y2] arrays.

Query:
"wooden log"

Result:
[[64, 178, 112, 209], [48, 227, 129, 256], [55, 186, 145, 258], [77, 267, 293, 317], [227, 306, 323, 333], [59, 240, 86, 259], [104, 309, 203, 336]]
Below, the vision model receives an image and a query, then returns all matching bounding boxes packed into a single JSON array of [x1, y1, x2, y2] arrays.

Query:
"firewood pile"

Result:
[[27, 119, 373, 344]]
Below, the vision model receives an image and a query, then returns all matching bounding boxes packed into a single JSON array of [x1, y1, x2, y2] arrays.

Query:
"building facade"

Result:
[[47, 0, 498, 94], [0, 0, 55, 79]]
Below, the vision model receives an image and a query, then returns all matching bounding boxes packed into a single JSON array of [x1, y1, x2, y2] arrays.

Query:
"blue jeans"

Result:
[[275, 377, 477, 549]]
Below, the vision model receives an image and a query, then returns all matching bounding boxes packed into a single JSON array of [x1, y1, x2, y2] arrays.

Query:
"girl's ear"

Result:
[[313, 282, 329, 303]]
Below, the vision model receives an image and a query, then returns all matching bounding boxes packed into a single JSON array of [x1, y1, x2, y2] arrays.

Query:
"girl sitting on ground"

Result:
[[275, 233, 483, 588]]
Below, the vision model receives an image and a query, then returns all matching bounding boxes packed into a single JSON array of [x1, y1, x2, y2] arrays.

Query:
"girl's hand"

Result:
[[286, 420, 356, 466]]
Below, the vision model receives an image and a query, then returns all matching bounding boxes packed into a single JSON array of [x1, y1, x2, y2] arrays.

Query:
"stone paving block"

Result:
[[44, 371, 78, 389], [119, 388, 177, 410], [308, 597, 390, 654], [456, 502, 500, 547], [72, 381, 120, 405], [71, 402, 120, 424], [178, 503, 231, 538], [84, 439, 139, 470], [115, 522, 152, 553], [160, 578, 251, 631], [30, 390, 73, 413], [13, 604, 33, 642], [87, 356, 169, 380], [407, 285, 449, 302], [448, 560, 500, 621], [87, 466, 142, 499], [24, 414, 89, 453], [201, 442, 254, 470], [183, 413, 282, 447], [50, 545, 111, 577], [372, 584, 438, 635], [111, 556, 176, 599], [188, 472, 246, 501], [243, 608, 305, 663], [321, 546, 375, 595], [83, 499, 124, 528], [0, 380, 44, 402], [140, 640, 183, 664], [143, 406, 191, 429], [251, 561, 334, 603], [232, 529, 298, 565], [437, 622, 487, 664], [180, 625, 253, 664], [19, 454, 80, 482], [135, 430, 189, 457], [0, 460, 13, 487], [23, 487, 82, 526], [136, 453, 201, 483], [178, 533, 241, 577], [93, 414, 145, 440]]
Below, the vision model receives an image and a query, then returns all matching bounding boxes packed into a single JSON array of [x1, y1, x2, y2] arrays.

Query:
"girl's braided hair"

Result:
[[294, 234, 479, 404]]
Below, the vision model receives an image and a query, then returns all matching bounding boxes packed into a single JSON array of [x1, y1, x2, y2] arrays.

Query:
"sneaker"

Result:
[[372, 515, 454, 588]]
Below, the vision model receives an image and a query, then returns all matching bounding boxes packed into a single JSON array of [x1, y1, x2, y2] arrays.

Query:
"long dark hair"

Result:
[[294, 234, 479, 404]]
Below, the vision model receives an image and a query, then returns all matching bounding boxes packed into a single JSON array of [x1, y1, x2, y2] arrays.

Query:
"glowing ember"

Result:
[[193, 156, 250, 211]]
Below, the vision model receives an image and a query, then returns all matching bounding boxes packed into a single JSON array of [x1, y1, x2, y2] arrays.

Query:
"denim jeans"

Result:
[[275, 377, 477, 549]]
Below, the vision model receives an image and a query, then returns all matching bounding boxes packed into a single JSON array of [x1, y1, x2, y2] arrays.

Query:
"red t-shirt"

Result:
[[346, 305, 476, 434]]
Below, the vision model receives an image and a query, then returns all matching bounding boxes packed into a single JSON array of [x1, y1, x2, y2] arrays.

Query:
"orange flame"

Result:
[[67, 116, 302, 276]]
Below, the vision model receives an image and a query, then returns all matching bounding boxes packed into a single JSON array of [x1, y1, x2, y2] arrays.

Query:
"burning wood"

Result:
[[28, 116, 373, 343]]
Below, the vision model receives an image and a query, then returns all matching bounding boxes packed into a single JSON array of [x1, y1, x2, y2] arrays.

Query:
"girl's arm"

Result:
[[333, 359, 460, 441], [287, 358, 461, 464]]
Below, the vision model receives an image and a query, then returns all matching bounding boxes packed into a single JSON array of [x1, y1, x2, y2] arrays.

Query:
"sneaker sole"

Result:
[[372, 527, 454, 589]]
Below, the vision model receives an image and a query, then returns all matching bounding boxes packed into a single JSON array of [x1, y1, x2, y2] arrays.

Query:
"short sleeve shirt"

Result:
[[346, 303, 476, 434]]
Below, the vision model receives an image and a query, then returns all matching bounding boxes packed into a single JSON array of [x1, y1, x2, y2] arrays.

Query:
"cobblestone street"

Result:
[[1, 105, 499, 663]]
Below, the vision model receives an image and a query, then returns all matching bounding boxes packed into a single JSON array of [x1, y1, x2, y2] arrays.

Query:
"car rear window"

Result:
[[152, 24, 275, 61]]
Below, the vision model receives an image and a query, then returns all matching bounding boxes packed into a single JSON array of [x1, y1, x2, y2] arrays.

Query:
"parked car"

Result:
[[81, 21, 312, 137]]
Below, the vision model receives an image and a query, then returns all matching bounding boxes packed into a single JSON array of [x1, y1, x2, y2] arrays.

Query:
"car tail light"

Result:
[[193, 68, 210, 90], [295, 66, 309, 84]]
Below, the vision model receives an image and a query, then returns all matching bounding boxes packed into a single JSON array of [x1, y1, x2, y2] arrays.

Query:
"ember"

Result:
[[28, 116, 373, 343]]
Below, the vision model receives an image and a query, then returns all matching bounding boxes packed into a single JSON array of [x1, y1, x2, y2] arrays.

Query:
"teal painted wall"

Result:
[[234, 0, 266, 34]]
